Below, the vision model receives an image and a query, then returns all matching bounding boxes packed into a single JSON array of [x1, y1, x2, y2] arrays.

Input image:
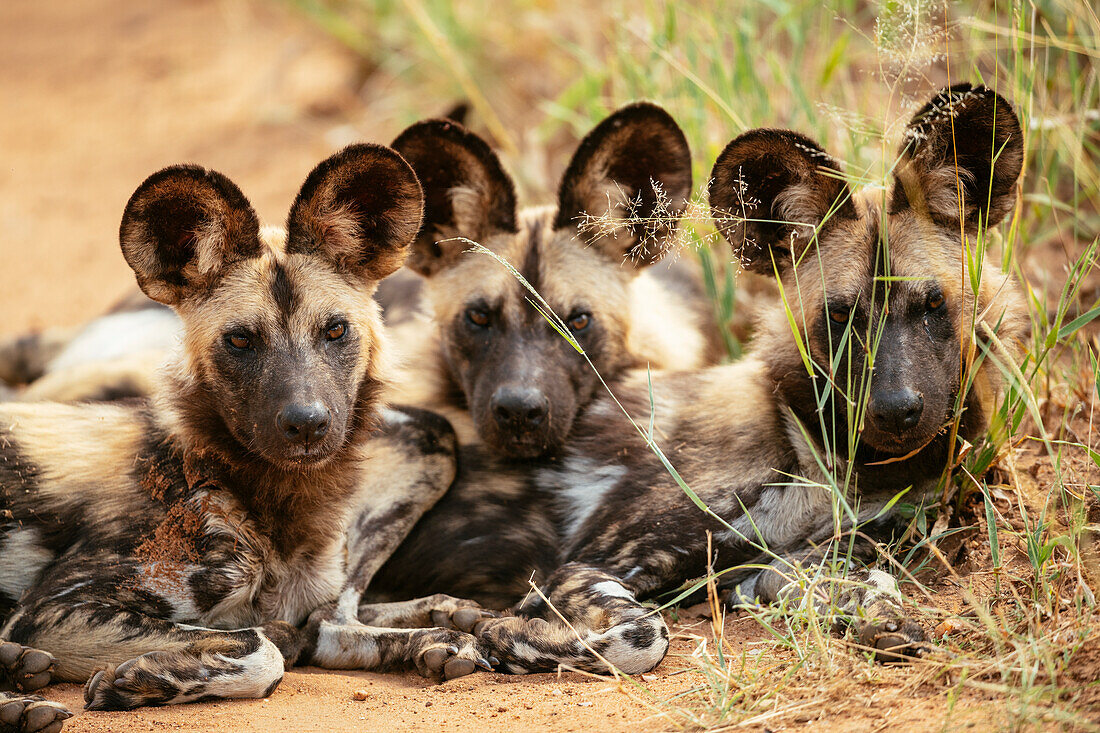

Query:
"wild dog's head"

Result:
[[710, 84, 1028, 461], [120, 145, 423, 470], [392, 103, 692, 458]]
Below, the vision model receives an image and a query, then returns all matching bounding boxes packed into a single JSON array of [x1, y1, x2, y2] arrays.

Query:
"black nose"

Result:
[[277, 402, 331, 445], [491, 386, 549, 431], [871, 388, 924, 433]]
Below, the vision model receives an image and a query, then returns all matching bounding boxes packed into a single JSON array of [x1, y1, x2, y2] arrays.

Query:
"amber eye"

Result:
[[466, 308, 490, 328], [325, 321, 347, 341], [226, 333, 252, 351], [829, 308, 850, 325], [926, 291, 945, 311], [567, 313, 591, 332]]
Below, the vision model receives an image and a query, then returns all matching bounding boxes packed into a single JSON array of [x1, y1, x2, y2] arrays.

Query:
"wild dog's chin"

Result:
[[496, 436, 553, 461], [264, 444, 343, 472], [857, 420, 944, 460], [238, 426, 350, 472], [477, 416, 572, 461]]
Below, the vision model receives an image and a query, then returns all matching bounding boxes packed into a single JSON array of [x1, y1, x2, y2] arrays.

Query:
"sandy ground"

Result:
[[37, 609, 1040, 733], [2, 1, 1096, 731], [45, 615, 723, 733]]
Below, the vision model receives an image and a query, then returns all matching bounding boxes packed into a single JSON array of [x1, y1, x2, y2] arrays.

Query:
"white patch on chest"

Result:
[[540, 455, 627, 546], [259, 545, 347, 624], [718, 412, 834, 550], [720, 480, 831, 550]]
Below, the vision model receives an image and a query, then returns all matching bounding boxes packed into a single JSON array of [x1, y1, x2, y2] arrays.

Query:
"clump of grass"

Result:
[[295, 0, 1099, 728]]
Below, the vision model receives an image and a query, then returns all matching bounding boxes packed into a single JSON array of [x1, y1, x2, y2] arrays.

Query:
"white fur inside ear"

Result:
[[894, 158, 975, 222], [573, 180, 636, 256], [309, 199, 365, 266], [449, 184, 491, 237], [923, 165, 974, 219], [188, 217, 232, 282], [123, 209, 234, 304], [590, 179, 632, 222], [774, 181, 832, 239]]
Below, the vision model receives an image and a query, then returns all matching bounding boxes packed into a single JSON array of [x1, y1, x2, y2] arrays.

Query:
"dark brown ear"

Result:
[[286, 143, 424, 282], [891, 83, 1023, 230], [708, 129, 855, 275], [391, 119, 517, 277], [555, 102, 692, 267], [120, 165, 263, 306]]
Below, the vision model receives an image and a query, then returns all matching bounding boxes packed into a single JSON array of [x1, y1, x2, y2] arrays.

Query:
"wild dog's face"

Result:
[[392, 104, 693, 458], [711, 84, 1027, 457], [119, 146, 423, 469]]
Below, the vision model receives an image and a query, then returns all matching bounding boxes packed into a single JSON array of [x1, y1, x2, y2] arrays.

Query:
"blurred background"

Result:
[[1, 3, 1097, 726], [1, 0, 1096, 343]]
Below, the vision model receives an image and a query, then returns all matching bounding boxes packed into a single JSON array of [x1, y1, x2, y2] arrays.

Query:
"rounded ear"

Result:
[[891, 83, 1023, 230], [555, 102, 692, 268], [708, 128, 855, 275], [120, 165, 262, 306], [286, 143, 424, 282], [391, 119, 517, 277]]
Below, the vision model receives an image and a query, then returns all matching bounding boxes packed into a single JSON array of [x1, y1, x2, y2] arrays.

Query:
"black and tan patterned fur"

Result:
[[373, 85, 1028, 675], [0, 145, 497, 726]]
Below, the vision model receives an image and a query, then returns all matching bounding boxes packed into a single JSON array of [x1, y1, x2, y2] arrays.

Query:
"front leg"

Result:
[[302, 601, 492, 681], [5, 599, 291, 711], [727, 557, 930, 662], [357, 594, 496, 632], [475, 563, 669, 675], [841, 568, 930, 661], [344, 406, 458, 598]]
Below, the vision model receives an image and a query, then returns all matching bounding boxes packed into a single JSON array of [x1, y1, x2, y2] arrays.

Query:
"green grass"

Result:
[[291, 0, 1099, 728]]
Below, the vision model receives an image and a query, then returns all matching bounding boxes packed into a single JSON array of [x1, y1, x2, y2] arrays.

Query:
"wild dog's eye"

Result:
[[466, 308, 490, 328], [828, 307, 851, 325], [567, 312, 592, 332], [225, 333, 253, 351], [325, 321, 347, 341], [926, 290, 945, 311]]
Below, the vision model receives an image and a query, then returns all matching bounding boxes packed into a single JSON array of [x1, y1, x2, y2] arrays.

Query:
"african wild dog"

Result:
[[381, 102, 718, 458], [0, 144, 499, 727], [364, 103, 717, 608], [374, 85, 1028, 676]]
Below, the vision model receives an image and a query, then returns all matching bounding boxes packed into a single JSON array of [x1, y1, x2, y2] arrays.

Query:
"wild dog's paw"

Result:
[[856, 615, 931, 663], [0, 693, 72, 733], [83, 652, 189, 710], [471, 615, 562, 673], [0, 644, 55, 694], [425, 596, 499, 633], [471, 614, 553, 640], [409, 629, 493, 681]]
